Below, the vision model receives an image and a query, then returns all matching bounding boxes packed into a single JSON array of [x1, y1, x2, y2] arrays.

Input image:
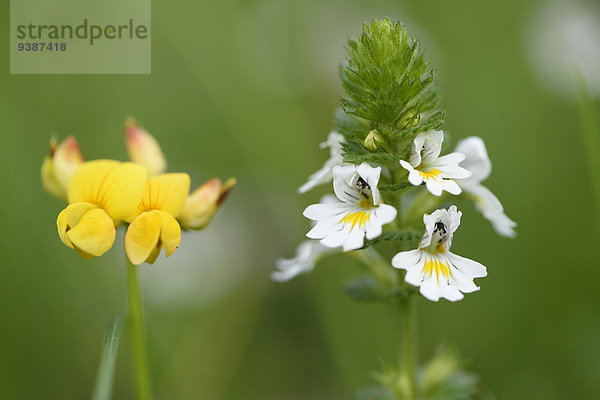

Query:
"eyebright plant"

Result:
[[42, 118, 235, 399], [273, 18, 516, 399]]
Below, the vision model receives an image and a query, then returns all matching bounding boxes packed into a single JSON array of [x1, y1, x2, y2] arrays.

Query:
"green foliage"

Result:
[[419, 348, 495, 400], [336, 18, 444, 167], [358, 348, 494, 400], [343, 275, 417, 303], [92, 316, 123, 400], [379, 182, 412, 192], [363, 229, 421, 247]]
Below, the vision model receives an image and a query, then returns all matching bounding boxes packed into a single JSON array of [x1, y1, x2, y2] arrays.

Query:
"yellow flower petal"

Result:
[[53, 136, 84, 190], [65, 208, 116, 258], [136, 173, 190, 216], [68, 160, 147, 222], [124, 118, 167, 176], [41, 156, 66, 200], [125, 210, 182, 265], [57, 202, 99, 248], [178, 177, 235, 230], [145, 244, 162, 265], [41, 136, 84, 200], [125, 210, 162, 265], [160, 211, 181, 257]]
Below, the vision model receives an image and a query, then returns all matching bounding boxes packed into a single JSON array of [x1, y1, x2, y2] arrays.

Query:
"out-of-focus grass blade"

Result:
[[91, 316, 123, 400], [577, 76, 600, 220]]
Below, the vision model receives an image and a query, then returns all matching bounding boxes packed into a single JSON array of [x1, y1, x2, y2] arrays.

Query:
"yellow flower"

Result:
[[178, 178, 236, 230], [41, 136, 84, 200], [125, 173, 191, 265], [57, 160, 147, 259], [124, 118, 167, 176]]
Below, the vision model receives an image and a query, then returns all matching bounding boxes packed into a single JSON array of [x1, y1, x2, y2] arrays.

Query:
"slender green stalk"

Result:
[[577, 79, 600, 220], [398, 295, 417, 399], [352, 246, 397, 288], [403, 189, 446, 227], [127, 260, 153, 400], [92, 316, 123, 400]]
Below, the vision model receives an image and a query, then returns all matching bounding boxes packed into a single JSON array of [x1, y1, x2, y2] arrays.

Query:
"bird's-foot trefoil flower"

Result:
[[455, 137, 517, 238], [177, 177, 236, 230], [57, 160, 147, 259], [125, 173, 191, 265], [272, 240, 335, 282], [400, 130, 471, 196], [303, 163, 397, 251], [298, 131, 345, 193], [392, 206, 487, 302], [124, 117, 167, 177], [41, 136, 84, 200]]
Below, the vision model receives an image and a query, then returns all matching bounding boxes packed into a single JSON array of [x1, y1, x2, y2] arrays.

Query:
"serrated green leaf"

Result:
[[379, 182, 412, 192], [364, 230, 421, 248], [343, 151, 402, 166], [335, 107, 370, 138], [389, 111, 446, 143]]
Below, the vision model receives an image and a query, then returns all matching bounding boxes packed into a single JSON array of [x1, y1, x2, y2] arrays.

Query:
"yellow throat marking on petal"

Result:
[[359, 199, 372, 208], [418, 169, 442, 181], [436, 242, 446, 253], [340, 211, 371, 231], [422, 257, 453, 283]]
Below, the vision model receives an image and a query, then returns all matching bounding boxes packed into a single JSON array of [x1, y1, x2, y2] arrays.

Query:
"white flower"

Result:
[[400, 130, 471, 196], [455, 137, 517, 238], [271, 240, 333, 282], [303, 163, 397, 251], [392, 206, 487, 302], [298, 131, 345, 193]]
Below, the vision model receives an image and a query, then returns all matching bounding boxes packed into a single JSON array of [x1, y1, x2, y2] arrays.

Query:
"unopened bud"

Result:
[[41, 136, 84, 200], [364, 130, 386, 151], [396, 109, 421, 130], [124, 118, 167, 176], [178, 177, 236, 230]]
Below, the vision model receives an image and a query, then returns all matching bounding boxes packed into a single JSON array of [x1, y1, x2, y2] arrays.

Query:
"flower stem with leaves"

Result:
[[276, 18, 514, 399]]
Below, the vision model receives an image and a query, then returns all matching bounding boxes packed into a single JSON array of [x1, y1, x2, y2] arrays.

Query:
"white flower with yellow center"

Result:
[[400, 130, 471, 196], [455, 137, 517, 238], [392, 206, 487, 302], [303, 163, 397, 251], [298, 131, 345, 193]]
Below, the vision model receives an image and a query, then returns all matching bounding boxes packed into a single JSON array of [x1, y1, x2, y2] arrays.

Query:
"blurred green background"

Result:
[[1, 0, 599, 399]]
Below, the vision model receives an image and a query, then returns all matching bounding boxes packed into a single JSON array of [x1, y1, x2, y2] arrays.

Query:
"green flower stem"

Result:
[[403, 189, 446, 226], [352, 246, 397, 288], [398, 295, 418, 399], [127, 260, 153, 400]]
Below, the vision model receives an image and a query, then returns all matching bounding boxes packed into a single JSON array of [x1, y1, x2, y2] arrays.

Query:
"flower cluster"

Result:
[[273, 19, 516, 303], [43, 119, 234, 265], [275, 128, 509, 301]]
